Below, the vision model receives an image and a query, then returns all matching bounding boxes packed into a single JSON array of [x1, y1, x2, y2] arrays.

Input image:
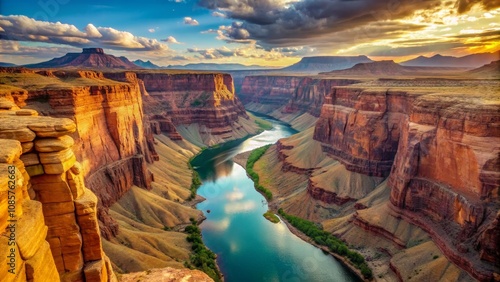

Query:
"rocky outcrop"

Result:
[[239, 75, 359, 130], [134, 72, 260, 146], [313, 89, 413, 177], [0, 98, 115, 281], [7, 70, 157, 241], [312, 82, 500, 280]]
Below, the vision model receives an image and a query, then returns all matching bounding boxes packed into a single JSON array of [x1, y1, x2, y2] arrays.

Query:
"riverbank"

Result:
[[240, 145, 373, 282], [277, 213, 370, 281]]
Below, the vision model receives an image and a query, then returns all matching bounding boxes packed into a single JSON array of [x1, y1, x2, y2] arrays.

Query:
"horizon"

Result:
[[1, 0, 499, 66]]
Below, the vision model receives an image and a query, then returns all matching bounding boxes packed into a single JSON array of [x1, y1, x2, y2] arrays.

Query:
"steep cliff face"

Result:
[[311, 83, 500, 280], [239, 75, 359, 130], [0, 93, 115, 281], [313, 89, 413, 177], [132, 71, 259, 146], [387, 93, 500, 280], [22, 71, 156, 240]]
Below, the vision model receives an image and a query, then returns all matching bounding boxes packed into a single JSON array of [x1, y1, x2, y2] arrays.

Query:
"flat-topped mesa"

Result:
[[83, 48, 105, 54]]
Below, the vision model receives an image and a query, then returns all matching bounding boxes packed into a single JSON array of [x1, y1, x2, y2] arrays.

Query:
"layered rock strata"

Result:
[[133, 72, 260, 146], [312, 84, 500, 280], [239, 76, 359, 130], [0, 96, 115, 281], [19, 70, 157, 239]]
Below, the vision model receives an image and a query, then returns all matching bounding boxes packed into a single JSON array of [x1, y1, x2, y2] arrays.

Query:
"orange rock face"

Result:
[[23, 72, 156, 237], [0, 98, 115, 281]]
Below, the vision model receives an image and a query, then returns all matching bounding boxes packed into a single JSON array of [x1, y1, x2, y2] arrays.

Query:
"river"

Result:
[[192, 114, 359, 282]]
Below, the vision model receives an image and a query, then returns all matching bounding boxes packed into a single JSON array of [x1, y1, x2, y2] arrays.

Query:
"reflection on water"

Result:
[[193, 113, 359, 282]]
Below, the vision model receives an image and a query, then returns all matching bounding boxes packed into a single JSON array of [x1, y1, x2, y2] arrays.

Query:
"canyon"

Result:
[[0, 56, 498, 282], [0, 67, 261, 281], [239, 69, 499, 281]]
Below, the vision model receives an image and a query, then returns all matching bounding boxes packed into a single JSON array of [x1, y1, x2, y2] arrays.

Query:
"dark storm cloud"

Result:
[[199, 0, 499, 48], [455, 0, 500, 13]]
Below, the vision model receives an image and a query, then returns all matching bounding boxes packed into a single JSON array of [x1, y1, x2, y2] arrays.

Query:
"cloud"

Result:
[[212, 11, 226, 18], [197, 0, 499, 50], [455, 0, 500, 14], [187, 43, 314, 60], [183, 17, 199, 26], [0, 15, 168, 51], [161, 36, 180, 44], [148, 28, 156, 33]]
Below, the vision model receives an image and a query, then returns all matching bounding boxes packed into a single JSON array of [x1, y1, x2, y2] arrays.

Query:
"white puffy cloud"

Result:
[[0, 15, 168, 51], [183, 17, 199, 26], [161, 36, 180, 44]]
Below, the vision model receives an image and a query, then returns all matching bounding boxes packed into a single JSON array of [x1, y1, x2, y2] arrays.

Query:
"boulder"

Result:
[[34, 136, 74, 153]]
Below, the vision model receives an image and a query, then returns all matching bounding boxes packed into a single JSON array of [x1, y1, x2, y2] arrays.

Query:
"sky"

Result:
[[0, 0, 499, 66]]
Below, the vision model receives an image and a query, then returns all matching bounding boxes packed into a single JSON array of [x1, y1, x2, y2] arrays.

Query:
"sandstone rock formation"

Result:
[[131, 71, 260, 146], [0, 94, 115, 281], [239, 75, 359, 130]]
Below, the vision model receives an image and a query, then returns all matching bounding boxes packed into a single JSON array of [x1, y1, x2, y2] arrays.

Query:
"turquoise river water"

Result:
[[192, 114, 359, 282]]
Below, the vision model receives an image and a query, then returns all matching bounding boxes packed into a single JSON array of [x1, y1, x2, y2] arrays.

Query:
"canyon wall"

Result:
[[0, 91, 115, 281], [24, 70, 156, 239], [128, 72, 260, 146], [0, 68, 244, 281], [238, 75, 359, 130], [242, 75, 499, 280], [312, 85, 499, 280]]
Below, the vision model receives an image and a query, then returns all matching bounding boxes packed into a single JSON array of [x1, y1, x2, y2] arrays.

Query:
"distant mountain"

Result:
[[25, 48, 138, 69], [166, 63, 274, 71], [320, 60, 468, 77], [467, 60, 500, 78], [133, 59, 162, 69], [400, 52, 499, 68], [322, 60, 410, 76], [280, 56, 373, 73], [0, 62, 16, 67]]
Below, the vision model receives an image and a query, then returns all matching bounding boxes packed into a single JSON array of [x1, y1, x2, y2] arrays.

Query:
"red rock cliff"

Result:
[[239, 75, 359, 117], [131, 72, 259, 145], [313, 82, 500, 280]]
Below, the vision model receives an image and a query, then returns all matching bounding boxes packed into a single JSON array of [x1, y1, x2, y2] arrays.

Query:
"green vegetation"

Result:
[[187, 169, 202, 200], [263, 210, 280, 223], [184, 218, 222, 281], [246, 145, 273, 200], [190, 92, 211, 107], [187, 154, 203, 201], [254, 117, 273, 130], [278, 208, 373, 279]]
